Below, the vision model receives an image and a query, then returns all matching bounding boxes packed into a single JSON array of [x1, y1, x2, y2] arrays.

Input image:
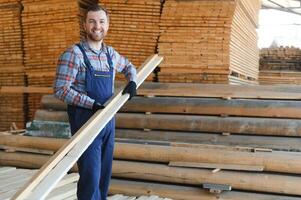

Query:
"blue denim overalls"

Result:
[[67, 43, 115, 200]]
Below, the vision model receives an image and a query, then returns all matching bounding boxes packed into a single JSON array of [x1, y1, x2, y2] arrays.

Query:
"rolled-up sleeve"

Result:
[[54, 47, 94, 109]]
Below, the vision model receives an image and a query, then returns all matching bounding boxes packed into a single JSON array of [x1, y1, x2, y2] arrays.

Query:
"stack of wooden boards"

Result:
[[0, 0, 262, 130], [0, 167, 169, 200], [3, 82, 301, 199], [157, 0, 260, 85], [101, 0, 161, 81], [259, 47, 301, 85], [21, 0, 97, 121], [0, 0, 25, 130]]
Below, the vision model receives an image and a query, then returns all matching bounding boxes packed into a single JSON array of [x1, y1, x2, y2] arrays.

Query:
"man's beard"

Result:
[[87, 32, 105, 42]]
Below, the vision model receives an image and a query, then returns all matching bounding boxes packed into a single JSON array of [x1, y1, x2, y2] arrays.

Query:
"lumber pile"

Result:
[[157, 0, 260, 85], [32, 82, 301, 151], [100, 0, 161, 81], [0, 1, 25, 131], [259, 47, 301, 85], [5, 82, 301, 198], [229, 0, 260, 85], [21, 0, 97, 120], [2, 136, 301, 199]]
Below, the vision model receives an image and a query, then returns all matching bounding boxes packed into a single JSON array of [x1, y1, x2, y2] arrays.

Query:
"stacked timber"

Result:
[[0, 167, 171, 200], [157, 0, 260, 85], [2, 135, 301, 199], [0, 1, 25, 130], [100, 0, 161, 81], [229, 0, 260, 85], [5, 82, 301, 198], [21, 0, 97, 120], [259, 47, 301, 85]]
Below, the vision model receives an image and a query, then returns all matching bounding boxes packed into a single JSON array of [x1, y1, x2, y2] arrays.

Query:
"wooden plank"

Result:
[[113, 142, 301, 174], [46, 182, 77, 200], [112, 160, 301, 195], [41, 95, 301, 119], [0, 145, 54, 155], [116, 113, 301, 137], [168, 161, 264, 171], [2, 136, 301, 174], [11, 54, 163, 200], [4, 82, 301, 100], [109, 178, 301, 200], [0, 166, 16, 174]]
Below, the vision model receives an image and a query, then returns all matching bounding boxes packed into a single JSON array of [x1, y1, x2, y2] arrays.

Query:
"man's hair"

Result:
[[84, 4, 109, 21]]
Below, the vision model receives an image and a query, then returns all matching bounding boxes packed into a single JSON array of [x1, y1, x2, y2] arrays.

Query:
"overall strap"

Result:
[[76, 43, 93, 70], [76, 44, 113, 70], [105, 46, 113, 70]]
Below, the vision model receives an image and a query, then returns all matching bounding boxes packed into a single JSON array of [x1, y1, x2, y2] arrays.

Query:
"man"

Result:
[[54, 4, 137, 200]]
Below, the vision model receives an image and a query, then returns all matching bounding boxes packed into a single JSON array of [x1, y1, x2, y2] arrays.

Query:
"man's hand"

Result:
[[122, 81, 137, 100], [92, 101, 105, 112]]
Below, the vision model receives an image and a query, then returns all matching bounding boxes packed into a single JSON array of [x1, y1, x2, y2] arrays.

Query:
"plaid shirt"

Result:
[[54, 41, 137, 109]]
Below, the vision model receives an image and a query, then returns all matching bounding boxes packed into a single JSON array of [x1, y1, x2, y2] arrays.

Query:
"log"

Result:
[[41, 95, 301, 118], [110, 179, 301, 200], [41, 95, 67, 111], [115, 129, 301, 151], [112, 160, 301, 195], [0, 135, 65, 151], [34, 110, 301, 137], [34, 109, 68, 122], [116, 113, 301, 137], [121, 97, 301, 118], [113, 142, 301, 174], [2, 151, 301, 196], [2, 135, 301, 174]]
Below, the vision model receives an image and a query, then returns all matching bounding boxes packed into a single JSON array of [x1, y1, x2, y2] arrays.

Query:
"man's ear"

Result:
[[83, 22, 86, 32]]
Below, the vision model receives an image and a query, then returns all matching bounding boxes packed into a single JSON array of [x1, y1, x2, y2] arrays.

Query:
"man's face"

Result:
[[84, 10, 109, 42]]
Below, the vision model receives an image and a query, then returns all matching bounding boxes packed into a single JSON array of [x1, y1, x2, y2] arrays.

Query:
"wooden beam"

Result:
[[112, 160, 301, 195], [4, 82, 301, 100], [11, 54, 163, 200], [168, 161, 264, 172], [113, 142, 301, 174], [115, 129, 301, 151], [0, 86, 52, 94], [116, 113, 301, 137], [41, 95, 301, 118], [3, 152, 301, 196], [2, 135, 301, 175], [120, 97, 301, 119], [109, 179, 301, 200]]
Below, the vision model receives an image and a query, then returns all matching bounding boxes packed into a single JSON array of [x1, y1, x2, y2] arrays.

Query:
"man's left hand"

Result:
[[122, 81, 137, 100]]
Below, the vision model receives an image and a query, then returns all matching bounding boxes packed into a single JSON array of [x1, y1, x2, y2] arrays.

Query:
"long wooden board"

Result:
[[11, 54, 163, 200], [4, 82, 301, 99], [36, 95, 301, 119], [115, 113, 301, 137]]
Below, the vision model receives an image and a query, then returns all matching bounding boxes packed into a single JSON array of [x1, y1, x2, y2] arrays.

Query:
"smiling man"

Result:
[[54, 4, 137, 200]]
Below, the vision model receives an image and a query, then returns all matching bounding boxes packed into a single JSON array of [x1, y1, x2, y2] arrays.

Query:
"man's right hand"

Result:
[[92, 101, 105, 112]]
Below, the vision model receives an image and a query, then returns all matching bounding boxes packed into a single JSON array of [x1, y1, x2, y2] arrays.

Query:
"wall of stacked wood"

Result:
[[21, 0, 97, 121], [101, 0, 161, 81], [229, 0, 260, 84], [0, 0, 25, 130], [0, 0, 261, 130], [157, 0, 260, 84], [259, 47, 301, 85], [4, 83, 301, 199]]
